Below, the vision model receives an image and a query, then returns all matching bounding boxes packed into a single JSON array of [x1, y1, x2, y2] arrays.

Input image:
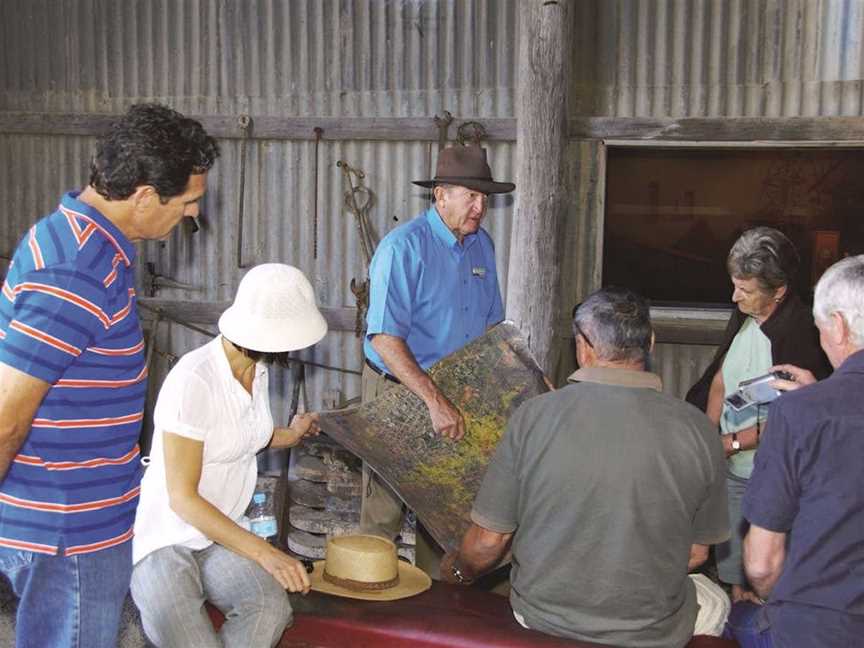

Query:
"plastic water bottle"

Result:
[[248, 492, 277, 541]]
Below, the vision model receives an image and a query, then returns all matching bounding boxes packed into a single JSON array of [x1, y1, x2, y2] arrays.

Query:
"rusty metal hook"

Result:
[[456, 121, 487, 146], [337, 160, 374, 267]]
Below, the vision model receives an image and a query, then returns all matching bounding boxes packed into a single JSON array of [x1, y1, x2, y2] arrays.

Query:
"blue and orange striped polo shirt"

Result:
[[0, 191, 145, 556]]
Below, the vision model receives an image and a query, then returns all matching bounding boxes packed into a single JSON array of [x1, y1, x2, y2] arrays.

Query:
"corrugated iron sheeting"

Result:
[[0, 0, 516, 118], [573, 0, 864, 117], [653, 342, 717, 400], [0, 134, 96, 259]]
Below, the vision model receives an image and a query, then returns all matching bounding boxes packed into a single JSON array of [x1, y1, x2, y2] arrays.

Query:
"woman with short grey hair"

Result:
[[726, 227, 801, 294], [686, 226, 831, 604]]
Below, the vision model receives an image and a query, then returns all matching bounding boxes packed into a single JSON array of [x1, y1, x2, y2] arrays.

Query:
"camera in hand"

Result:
[[724, 370, 794, 412]]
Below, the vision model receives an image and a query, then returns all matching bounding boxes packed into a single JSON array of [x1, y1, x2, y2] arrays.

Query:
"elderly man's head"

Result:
[[813, 255, 864, 368], [432, 183, 488, 242], [572, 287, 653, 368]]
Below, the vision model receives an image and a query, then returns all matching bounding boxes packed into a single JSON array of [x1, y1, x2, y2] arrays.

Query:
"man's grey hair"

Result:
[[727, 226, 800, 292], [813, 255, 864, 348], [432, 183, 457, 202], [572, 287, 652, 364]]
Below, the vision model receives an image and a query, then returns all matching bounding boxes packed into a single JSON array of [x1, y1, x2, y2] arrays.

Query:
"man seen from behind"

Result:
[[443, 287, 731, 647]]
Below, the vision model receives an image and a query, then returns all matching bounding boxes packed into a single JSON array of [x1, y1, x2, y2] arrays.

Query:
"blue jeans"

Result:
[[0, 541, 133, 648], [724, 601, 774, 648], [716, 473, 750, 586], [131, 542, 291, 648]]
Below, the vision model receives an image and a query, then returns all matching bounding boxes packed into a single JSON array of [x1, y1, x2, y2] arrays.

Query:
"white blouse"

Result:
[[132, 336, 273, 564]]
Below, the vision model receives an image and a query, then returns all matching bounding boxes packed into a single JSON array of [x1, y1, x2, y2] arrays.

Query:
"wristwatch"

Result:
[[731, 432, 741, 452], [450, 560, 473, 585]]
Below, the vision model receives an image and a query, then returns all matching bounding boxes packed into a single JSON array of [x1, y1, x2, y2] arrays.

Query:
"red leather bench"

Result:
[[207, 581, 739, 648]]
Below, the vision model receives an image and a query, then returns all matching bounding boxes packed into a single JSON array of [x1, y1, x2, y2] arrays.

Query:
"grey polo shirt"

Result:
[[472, 367, 729, 648]]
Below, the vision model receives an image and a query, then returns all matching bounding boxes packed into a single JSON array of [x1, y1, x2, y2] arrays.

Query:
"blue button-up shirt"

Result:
[[364, 206, 504, 372], [743, 348, 864, 646]]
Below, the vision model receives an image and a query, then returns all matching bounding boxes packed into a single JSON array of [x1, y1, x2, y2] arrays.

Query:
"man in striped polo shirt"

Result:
[[0, 103, 218, 648]]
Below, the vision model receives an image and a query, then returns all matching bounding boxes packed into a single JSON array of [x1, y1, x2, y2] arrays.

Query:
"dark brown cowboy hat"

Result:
[[412, 145, 515, 195]]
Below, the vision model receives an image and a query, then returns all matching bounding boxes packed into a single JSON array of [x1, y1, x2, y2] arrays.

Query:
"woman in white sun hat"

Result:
[[130, 264, 328, 648]]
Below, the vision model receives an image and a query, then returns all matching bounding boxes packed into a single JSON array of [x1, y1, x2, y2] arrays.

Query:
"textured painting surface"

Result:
[[318, 322, 547, 552]]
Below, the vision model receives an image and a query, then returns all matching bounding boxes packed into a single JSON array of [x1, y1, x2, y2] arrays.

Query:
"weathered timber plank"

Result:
[[508, 0, 571, 375], [574, 116, 864, 142], [652, 319, 728, 346], [138, 298, 356, 332], [0, 112, 516, 142], [5, 111, 864, 143]]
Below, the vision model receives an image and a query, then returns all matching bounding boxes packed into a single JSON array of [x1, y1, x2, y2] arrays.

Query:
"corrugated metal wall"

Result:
[[3, 0, 864, 421], [573, 0, 864, 118], [0, 0, 517, 117]]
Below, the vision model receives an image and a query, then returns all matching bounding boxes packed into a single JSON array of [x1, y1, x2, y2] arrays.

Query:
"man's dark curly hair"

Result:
[[89, 103, 220, 201]]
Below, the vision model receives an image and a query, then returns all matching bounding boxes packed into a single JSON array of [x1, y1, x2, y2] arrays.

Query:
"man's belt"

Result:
[[364, 359, 401, 384]]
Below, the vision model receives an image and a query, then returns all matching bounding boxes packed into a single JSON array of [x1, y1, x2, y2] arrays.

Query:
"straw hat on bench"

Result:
[[309, 535, 431, 601]]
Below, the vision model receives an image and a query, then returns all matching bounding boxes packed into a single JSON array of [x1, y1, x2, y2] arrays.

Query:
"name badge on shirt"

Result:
[[472, 266, 487, 278]]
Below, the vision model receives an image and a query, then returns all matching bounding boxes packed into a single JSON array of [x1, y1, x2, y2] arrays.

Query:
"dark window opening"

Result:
[[603, 147, 864, 307]]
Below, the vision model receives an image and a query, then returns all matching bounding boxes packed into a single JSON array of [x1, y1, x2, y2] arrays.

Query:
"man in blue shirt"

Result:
[[0, 104, 218, 648], [361, 145, 513, 545], [725, 254, 864, 647]]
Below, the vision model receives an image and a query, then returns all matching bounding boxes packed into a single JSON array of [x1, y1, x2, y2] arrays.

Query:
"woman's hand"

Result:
[[257, 544, 311, 593], [271, 413, 321, 448], [290, 412, 320, 438], [770, 364, 816, 392]]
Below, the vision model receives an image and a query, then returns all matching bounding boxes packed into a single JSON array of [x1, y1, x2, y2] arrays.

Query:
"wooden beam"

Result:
[[4, 111, 864, 143], [138, 299, 358, 333], [507, 0, 572, 374], [0, 112, 517, 142], [572, 116, 864, 142], [652, 319, 727, 346]]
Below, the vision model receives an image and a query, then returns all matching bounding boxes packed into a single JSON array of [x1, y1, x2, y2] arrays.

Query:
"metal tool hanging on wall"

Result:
[[235, 115, 253, 269], [287, 362, 307, 423], [336, 160, 376, 337], [456, 120, 488, 146], [426, 111, 455, 205], [144, 262, 202, 297], [312, 127, 323, 259], [434, 110, 453, 151]]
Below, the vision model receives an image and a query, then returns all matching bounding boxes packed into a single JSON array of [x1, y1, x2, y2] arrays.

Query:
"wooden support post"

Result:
[[507, 0, 572, 374]]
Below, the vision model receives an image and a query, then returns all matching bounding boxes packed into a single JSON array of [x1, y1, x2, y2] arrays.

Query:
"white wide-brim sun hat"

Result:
[[218, 263, 328, 352]]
